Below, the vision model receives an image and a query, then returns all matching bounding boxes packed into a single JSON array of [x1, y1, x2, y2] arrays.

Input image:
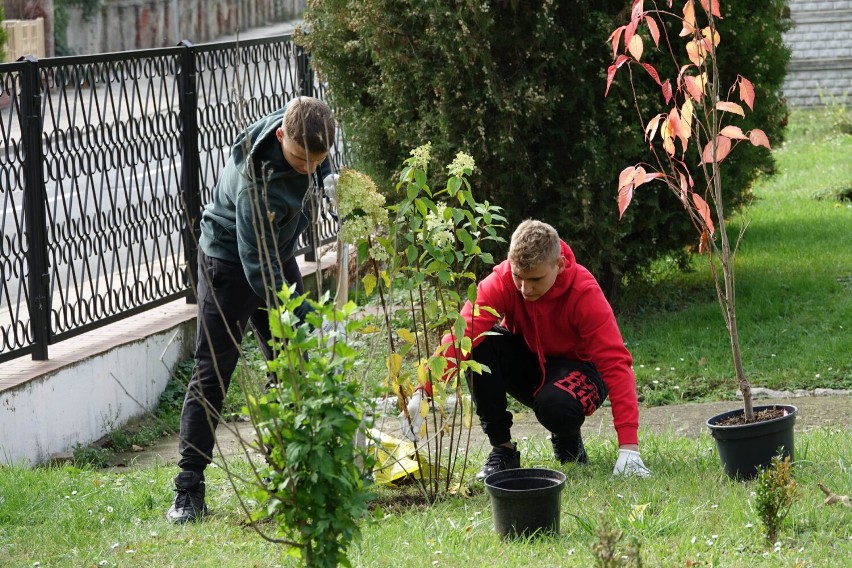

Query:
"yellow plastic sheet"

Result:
[[369, 428, 447, 486]]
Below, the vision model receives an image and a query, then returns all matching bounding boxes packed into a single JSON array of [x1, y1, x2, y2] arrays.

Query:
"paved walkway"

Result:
[[111, 393, 852, 470]]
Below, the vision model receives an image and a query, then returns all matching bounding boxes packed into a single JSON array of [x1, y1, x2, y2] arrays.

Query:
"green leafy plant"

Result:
[[754, 454, 797, 545], [241, 287, 375, 568], [606, 0, 778, 421], [592, 513, 643, 567], [337, 144, 505, 502], [817, 87, 852, 136]]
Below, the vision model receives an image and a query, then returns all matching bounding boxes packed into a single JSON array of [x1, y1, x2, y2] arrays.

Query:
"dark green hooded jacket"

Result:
[[198, 106, 329, 301]]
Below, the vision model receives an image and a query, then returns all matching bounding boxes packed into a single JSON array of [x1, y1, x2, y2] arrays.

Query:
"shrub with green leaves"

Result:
[[245, 289, 375, 568], [755, 454, 797, 545], [300, 0, 790, 297], [337, 144, 505, 500]]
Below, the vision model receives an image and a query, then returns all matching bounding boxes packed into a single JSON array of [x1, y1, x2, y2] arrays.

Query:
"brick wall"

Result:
[[784, 0, 852, 106]]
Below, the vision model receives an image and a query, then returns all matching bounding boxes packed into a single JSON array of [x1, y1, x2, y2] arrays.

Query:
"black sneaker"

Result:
[[551, 433, 588, 464], [166, 471, 207, 524], [475, 442, 521, 481]]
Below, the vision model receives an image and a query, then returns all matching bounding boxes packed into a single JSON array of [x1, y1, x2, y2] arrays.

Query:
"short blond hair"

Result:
[[508, 220, 561, 272], [282, 97, 335, 154]]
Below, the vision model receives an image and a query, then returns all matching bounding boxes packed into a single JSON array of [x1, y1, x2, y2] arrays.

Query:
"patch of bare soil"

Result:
[[711, 406, 787, 427]]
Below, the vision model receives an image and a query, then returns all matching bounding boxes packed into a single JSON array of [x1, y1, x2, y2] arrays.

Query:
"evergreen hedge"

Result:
[[300, 0, 791, 299], [0, 6, 7, 62]]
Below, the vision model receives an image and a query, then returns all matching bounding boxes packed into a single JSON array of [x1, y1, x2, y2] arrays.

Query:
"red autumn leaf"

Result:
[[700, 135, 732, 165], [748, 128, 771, 150], [628, 34, 644, 61], [700, 0, 723, 18], [692, 192, 715, 235], [698, 228, 711, 253], [716, 101, 745, 117], [631, 0, 645, 26], [686, 39, 707, 66], [618, 166, 638, 218], [679, 172, 689, 204], [680, 0, 697, 37], [624, 19, 638, 49], [719, 125, 747, 140], [643, 172, 664, 184], [608, 26, 625, 59], [605, 55, 630, 96], [606, 65, 617, 96], [684, 75, 705, 102], [641, 62, 662, 86], [617, 165, 663, 218], [645, 15, 661, 46], [738, 75, 755, 111], [645, 113, 665, 142], [662, 79, 673, 104]]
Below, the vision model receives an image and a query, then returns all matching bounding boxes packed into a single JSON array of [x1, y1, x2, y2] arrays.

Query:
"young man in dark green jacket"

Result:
[[167, 97, 335, 523]]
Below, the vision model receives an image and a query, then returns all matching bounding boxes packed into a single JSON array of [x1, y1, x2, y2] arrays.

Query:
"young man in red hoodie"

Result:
[[401, 219, 650, 480]]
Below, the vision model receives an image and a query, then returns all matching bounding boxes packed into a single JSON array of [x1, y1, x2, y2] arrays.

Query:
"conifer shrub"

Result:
[[300, 0, 790, 297]]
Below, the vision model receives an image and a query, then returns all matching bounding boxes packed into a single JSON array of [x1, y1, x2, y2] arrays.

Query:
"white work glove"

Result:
[[613, 449, 651, 478], [323, 173, 339, 205], [399, 390, 426, 442], [319, 319, 345, 350]]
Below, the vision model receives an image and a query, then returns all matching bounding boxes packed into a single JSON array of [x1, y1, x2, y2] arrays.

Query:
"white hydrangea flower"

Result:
[[337, 169, 388, 245], [447, 152, 475, 177], [409, 143, 432, 170]]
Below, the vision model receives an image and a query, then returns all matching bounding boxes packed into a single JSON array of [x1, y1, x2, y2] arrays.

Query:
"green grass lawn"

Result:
[[619, 109, 852, 404], [1, 430, 850, 567]]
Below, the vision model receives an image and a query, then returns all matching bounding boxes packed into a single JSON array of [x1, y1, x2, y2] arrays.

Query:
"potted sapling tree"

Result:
[[605, 0, 796, 479]]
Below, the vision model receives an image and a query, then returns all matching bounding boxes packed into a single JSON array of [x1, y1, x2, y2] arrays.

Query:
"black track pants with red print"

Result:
[[466, 326, 609, 447]]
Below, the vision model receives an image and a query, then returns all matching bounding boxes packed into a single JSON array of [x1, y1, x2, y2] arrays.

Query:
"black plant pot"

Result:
[[706, 404, 798, 480], [484, 468, 566, 539]]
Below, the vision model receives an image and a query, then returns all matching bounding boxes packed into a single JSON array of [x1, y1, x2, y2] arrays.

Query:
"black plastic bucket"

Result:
[[484, 468, 566, 539], [706, 404, 798, 480]]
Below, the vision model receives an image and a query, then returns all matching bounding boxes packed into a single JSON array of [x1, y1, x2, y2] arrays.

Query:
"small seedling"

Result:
[[754, 454, 797, 545], [592, 514, 643, 567]]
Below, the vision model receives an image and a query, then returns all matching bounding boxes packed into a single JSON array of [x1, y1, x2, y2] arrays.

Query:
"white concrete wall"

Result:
[[0, 316, 194, 466]]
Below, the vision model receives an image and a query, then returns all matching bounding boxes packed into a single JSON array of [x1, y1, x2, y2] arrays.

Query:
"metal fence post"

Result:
[[177, 40, 201, 303], [296, 44, 314, 98], [296, 45, 320, 262], [20, 55, 51, 360]]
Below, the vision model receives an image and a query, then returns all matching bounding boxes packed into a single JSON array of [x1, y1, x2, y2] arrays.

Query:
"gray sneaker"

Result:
[[166, 471, 207, 524], [476, 442, 521, 481]]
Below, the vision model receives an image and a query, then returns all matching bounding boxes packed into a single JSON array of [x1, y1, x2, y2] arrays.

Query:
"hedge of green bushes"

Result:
[[300, 0, 791, 299]]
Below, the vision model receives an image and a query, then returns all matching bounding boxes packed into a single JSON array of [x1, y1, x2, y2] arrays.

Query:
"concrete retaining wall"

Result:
[[0, 302, 195, 466]]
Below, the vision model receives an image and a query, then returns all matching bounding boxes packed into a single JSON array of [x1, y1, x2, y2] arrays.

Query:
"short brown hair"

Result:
[[282, 97, 336, 154], [508, 219, 561, 272]]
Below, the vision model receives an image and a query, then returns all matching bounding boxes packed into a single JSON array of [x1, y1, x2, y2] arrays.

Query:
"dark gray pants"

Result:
[[467, 326, 608, 447], [177, 249, 304, 474]]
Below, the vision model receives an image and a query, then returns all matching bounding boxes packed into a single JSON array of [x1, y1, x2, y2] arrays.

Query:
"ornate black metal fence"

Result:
[[0, 34, 342, 363]]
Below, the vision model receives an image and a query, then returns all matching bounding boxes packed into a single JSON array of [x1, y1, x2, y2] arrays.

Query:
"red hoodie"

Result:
[[441, 240, 640, 446]]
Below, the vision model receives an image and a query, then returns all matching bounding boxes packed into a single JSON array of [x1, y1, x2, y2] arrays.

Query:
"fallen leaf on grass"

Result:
[[818, 483, 851, 508]]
